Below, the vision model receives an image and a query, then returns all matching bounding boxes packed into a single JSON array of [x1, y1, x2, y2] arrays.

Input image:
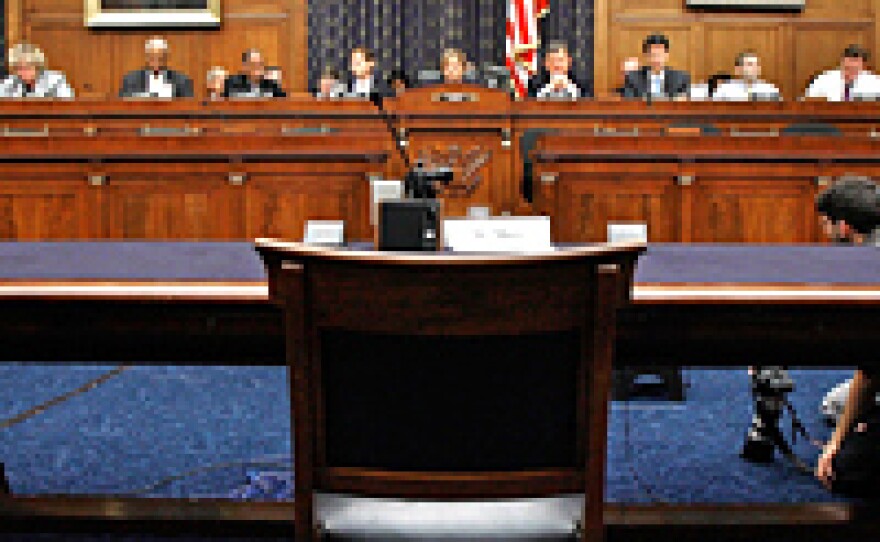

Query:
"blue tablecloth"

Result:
[[0, 242, 876, 285]]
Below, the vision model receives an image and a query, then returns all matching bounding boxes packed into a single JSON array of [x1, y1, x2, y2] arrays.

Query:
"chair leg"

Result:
[[663, 367, 686, 402], [0, 462, 10, 495]]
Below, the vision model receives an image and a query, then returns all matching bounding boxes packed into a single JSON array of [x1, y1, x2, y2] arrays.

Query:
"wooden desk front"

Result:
[[1, 98, 880, 241], [0, 134, 390, 240], [532, 134, 880, 244]]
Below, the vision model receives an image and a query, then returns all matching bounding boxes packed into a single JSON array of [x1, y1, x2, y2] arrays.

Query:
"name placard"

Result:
[[607, 223, 648, 244], [443, 216, 552, 253], [304, 220, 345, 246]]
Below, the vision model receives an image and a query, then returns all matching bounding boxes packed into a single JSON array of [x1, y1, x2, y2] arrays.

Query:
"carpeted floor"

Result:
[[0, 365, 854, 504]]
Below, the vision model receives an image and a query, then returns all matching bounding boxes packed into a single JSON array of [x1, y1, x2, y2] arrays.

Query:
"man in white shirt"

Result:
[[714, 51, 781, 101], [804, 44, 880, 102], [529, 41, 584, 100]]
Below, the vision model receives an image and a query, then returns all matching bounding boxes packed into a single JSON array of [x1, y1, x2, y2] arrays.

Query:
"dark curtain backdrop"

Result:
[[307, 0, 593, 93]]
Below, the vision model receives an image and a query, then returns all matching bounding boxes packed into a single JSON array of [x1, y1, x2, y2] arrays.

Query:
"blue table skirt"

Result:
[[0, 242, 875, 285]]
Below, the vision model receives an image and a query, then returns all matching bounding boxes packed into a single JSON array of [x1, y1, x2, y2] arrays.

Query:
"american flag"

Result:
[[506, 0, 549, 98]]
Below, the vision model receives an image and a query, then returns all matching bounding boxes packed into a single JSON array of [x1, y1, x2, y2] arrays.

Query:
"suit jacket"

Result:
[[346, 73, 388, 105], [622, 66, 690, 99], [223, 74, 286, 98], [119, 68, 193, 98], [527, 71, 593, 99]]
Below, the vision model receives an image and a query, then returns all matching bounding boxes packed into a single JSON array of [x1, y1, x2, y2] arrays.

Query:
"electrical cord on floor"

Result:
[[0, 365, 131, 430], [128, 455, 293, 496]]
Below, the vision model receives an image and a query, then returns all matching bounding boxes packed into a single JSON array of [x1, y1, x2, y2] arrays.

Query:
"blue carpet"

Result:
[[0, 366, 854, 504]]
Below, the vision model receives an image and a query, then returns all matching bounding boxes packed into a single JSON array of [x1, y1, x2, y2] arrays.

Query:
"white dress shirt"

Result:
[[689, 83, 709, 101], [649, 70, 664, 97], [147, 72, 173, 98], [352, 77, 373, 97], [536, 76, 580, 100], [713, 79, 781, 101], [804, 69, 880, 101], [0, 70, 74, 99]]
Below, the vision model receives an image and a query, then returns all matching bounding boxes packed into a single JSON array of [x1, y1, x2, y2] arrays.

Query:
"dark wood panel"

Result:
[[532, 134, 880, 244], [11, 0, 307, 97], [244, 171, 370, 241], [0, 133, 390, 240], [310, 262, 592, 335]]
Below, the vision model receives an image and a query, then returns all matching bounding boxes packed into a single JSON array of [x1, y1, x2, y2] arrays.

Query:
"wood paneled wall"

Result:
[[594, 0, 880, 98], [4, 0, 307, 97]]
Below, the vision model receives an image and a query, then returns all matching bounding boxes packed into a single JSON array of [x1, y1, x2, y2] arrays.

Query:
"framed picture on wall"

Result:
[[85, 0, 221, 28]]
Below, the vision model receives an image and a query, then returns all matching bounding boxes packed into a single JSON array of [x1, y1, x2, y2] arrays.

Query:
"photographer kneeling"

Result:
[[813, 176, 880, 497]]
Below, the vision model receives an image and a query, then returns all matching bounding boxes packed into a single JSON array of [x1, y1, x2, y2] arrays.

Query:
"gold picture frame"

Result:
[[85, 0, 221, 28]]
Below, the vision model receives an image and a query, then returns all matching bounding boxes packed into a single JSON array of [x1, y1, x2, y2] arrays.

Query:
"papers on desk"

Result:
[[370, 179, 405, 226], [442, 216, 552, 253]]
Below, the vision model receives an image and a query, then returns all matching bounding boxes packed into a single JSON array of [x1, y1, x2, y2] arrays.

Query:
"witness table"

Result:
[[0, 242, 874, 367], [0, 241, 877, 539]]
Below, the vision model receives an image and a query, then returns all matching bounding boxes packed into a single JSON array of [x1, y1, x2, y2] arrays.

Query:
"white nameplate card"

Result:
[[443, 216, 553, 253], [370, 179, 405, 226], [607, 223, 648, 244], [304, 220, 345, 246]]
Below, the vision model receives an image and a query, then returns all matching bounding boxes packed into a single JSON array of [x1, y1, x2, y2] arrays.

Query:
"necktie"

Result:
[[845, 81, 853, 102]]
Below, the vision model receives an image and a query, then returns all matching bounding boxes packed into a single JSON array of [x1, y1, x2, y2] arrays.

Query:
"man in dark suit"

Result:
[[527, 41, 592, 99], [119, 37, 193, 99], [347, 47, 387, 104], [224, 49, 286, 98], [622, 34, 690, 100]]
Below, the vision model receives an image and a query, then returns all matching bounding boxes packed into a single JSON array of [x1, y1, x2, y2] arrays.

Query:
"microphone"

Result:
[[375, 87, 453, 199]]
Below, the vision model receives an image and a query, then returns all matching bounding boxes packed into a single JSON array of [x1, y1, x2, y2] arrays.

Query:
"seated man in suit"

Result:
[[622, 34, 690, 100], [387, 69, 411, 97], [265, 66, 283, 91], [119, 37, 193, 99], [815, 176, 880, 498], [0, 43, 74, 98], [206, 66, 227, 101], [714, 51, 781, 101], [441, 48, 479, 85], [614, 57, 639, 97], [224, 49, 286, 98], [805, 44, 880, 101], [347, 47, 386, 103], [528, 41, 586, 100], [315, 67, 345, 99]]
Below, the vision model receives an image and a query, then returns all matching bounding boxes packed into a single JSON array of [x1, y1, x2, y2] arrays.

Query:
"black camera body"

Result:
[[404, 165, 454, 200], [752, 366, 794, 394]]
